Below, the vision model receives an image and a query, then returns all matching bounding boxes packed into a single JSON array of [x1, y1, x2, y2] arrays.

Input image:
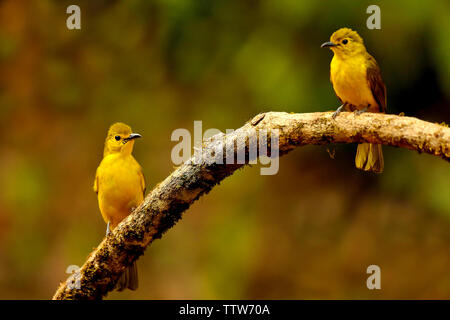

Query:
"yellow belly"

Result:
[[330, 55, 379, 112], [96, 154, 143, 228]]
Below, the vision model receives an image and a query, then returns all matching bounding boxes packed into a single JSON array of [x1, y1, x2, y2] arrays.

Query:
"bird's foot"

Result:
[[355, 105, 369, 116], [332, 104, 346, 119], [106, 221, 111, 236]]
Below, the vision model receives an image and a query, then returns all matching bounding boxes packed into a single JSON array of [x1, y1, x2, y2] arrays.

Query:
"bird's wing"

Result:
[[366, 55, 387, 113]]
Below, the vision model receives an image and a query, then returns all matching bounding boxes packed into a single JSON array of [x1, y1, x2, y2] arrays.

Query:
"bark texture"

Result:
[[53, 111, 450, 300]]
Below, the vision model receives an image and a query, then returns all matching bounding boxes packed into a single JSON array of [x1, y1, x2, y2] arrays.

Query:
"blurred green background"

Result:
[[0, 0, 449, 299]]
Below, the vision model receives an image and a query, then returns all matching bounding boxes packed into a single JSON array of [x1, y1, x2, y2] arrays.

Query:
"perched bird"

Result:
[[94, 122, 145, 291], [321, 28, 386, 173]]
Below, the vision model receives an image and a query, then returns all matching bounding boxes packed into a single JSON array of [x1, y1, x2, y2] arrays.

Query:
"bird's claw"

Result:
[[355, 105, 369, 116], [106, 222, 111, 236], [332, 104, 345, 119], [332, 110, 340, 119]]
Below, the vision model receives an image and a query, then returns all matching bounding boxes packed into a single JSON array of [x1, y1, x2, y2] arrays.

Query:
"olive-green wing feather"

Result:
[[366, 54, 387, 113]]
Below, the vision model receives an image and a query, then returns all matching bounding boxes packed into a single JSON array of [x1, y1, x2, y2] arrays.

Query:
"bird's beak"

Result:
[[321, 41, 338, 48], [123, 133, 142, 142]]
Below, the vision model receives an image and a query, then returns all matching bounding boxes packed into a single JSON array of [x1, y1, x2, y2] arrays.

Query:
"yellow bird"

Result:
[[94, 122, 145, 291], [322, 28, 386, 173]]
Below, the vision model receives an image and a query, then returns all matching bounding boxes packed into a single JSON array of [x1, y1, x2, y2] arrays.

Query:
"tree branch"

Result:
[[53, 111, 450, 299]]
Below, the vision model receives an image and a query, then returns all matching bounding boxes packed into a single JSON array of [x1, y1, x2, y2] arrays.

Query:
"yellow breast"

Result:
[[330, 55, 377, 110], [96, 154, 143, 227]]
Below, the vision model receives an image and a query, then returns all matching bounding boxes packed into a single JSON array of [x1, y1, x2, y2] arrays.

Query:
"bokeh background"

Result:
[[0, 0, 449, 299]]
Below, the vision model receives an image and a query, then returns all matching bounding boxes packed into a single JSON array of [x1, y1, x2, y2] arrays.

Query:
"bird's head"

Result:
[[321, 28, 366, 58], [104, 122, 141, 156]]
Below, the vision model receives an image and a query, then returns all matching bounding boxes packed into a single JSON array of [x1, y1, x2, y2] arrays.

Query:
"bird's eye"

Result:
[[342, 39, 348, 45], [115, 135, 121, 141]]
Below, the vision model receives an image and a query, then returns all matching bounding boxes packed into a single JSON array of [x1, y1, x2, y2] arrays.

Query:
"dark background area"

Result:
[[0, 0, 449, 299]]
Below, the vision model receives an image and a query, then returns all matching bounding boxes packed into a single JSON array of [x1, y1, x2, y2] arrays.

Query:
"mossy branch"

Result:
[[52, 111, 450, 300]]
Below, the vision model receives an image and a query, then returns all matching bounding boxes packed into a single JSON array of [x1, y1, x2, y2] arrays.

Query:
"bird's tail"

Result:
[[116, 261, 138, 291], [355, 143, 384, 173]]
